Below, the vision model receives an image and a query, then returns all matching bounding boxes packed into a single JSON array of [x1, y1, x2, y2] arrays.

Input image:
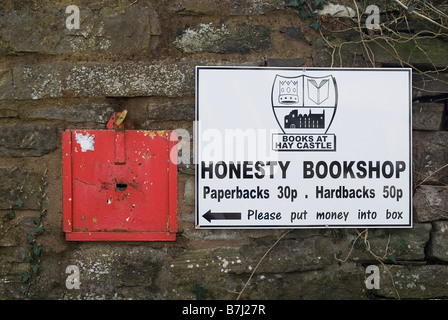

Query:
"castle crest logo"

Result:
[[271, 74, 338, 151]]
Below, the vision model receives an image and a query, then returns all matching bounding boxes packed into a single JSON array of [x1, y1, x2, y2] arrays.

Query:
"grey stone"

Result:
[[183, 179, 195, 206], [0, 105, 18, 118], [375, 264, 448, 299], [0, 4, 160, 56], [0, 166, 45, 210], [174, 22, 271, 54], [229, 0, 284, 15], [412, 102, 446, 131], [170, 0, 224, 15], [59, 245, 168, 300], [279, 26, 308, 42], [414, 185, 448, 222], [427, 221, 448, 261], [147, 101, 195, 121], [0, 62, 196, 100], [312, 35, 448, 68], [240, 262, 367, 300], [265, 57, 304, 67], [242, 237, 333, 273], [166, 239, 342, 299], [312, 36, 378, 67], [28, 104, 118, 123], [170, 0, 283, 15], [413, 72, 448, 99], [413, 131, 448, 185], [0, 124, 58, 157], [0, 216, 37, 247], [336, 223, 431, 263]]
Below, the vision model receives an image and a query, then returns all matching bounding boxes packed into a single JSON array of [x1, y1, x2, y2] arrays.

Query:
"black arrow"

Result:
[[202, 210, 241, 223]]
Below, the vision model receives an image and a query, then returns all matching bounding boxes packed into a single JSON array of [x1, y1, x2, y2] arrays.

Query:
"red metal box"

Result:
[[62, 118, 177, 241]]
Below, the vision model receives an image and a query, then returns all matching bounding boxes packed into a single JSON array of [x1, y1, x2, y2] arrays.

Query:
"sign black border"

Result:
[[195, 66, 413, 229]]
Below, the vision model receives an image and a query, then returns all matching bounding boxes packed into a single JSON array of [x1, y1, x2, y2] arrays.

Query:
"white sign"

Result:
[[195, 67, 412, 229]]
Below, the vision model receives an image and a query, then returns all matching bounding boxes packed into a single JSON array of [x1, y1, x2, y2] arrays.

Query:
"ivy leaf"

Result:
[[24, 254, 33, 263], [34, 226, 45, 235], [6, 210, 15, 219], [285, 0, 300, 7], [15, 200, 24, 209], [32, 244, 42, 256], [388, 253, 397, 264], [21, 272, 31, 283], [396, 239, 409, 251], [26, 235, 35, 244], [309, 20, 321, 30], [314, 0, 327, 10], [31, 264, 40, 273], [350, 238, 366, 249]]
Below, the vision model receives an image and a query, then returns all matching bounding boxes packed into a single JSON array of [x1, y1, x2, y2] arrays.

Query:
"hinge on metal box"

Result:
[[106, 110, 131, 165]]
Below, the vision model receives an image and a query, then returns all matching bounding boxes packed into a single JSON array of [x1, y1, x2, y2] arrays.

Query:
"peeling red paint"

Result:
[[62, 112, 177, 241]]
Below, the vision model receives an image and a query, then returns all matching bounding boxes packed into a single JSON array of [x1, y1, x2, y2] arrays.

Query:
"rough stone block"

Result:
[[174, 22, 271, 54], [28, 104, 119, 123], [0, 124, 58, 157], [375, 265, 448, 299], [312, 36, 448, 69], [414, 185, 448, 222], [0, 3, 160, 56], [0, 62, 195, 100], [427, 221, 448, 262], [412, 102, 446, 131], [0, 167, 45, 210], [147, 101, 195, 121], [413, 72, 448, 100], [413, 131, 448, 185], [0, 216, 37, 247], [265, 57, 304, 67], [183, 178, 195, 206], [337, 223, 431, 263], [0, 105, 18, 118]]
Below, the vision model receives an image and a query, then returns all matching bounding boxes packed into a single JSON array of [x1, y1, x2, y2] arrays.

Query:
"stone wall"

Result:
[[0, 0, 447, 300]]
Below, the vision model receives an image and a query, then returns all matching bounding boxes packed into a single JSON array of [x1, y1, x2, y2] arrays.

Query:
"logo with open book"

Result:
[[271, 74, 338, 151]]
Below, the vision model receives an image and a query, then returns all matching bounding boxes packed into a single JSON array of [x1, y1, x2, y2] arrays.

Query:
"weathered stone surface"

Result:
[[0, 216, 36, 247], [413, 131, 448, 185], [239, 237, 333, 274], [413, 72, 448, 99], [0, 4, 160, 55], [337, 224, 431, 263], [412, 102, 446, 131], [265, 57, 304, 67], [58, 245, 169, 300], [0, 124, 58, 157], [375, 265, 448, 299], [414, 185, 448, 222], [174, 22, 271, 54], [28, 104, 119, 123], [0, 105, 18, 118], [229, 0, 284, 15], [312, 35, 448, 68], [170, 0, 283, 15], [166, 238, 354, 299], [147, 101, 195, 121], [427, 221, 448, 261], [311, 36, 375, 67], [0, 167, 45, 210], [240, 263, 367, 299], [279, 26, 308, 42], [183, 178, 195, 206], [0, 62, 195, 100]]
